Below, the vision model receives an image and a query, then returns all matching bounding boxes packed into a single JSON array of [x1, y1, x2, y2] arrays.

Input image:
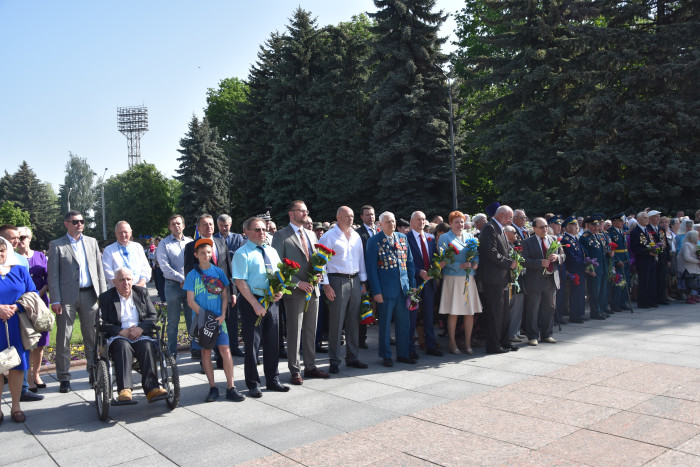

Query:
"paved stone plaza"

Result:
[[2, 301, 700, 466]]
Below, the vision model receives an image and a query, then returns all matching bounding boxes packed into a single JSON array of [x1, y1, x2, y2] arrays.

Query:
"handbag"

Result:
[[191, 308, 221, 350], [0, 321, 22, 373]]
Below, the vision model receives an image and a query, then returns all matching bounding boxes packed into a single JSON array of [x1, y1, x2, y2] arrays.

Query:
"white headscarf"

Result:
[[0, 237, 19, 267]]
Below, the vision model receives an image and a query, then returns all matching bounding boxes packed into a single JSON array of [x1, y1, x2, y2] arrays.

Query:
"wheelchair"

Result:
[[91, 305, 180, 421]]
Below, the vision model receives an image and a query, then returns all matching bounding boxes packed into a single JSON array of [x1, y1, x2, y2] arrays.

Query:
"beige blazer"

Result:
[[47, 234, 107, 305]]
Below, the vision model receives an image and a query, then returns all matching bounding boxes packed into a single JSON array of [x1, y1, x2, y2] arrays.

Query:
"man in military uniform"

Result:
[[647, 210, 671, 305], [580, 217, 607, 320], [608, 213, 631, 311], [595, 214, 615, 315], [562, 216, 587, 323]]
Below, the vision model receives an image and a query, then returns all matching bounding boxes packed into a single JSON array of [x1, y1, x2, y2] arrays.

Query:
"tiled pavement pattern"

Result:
[[2, 301, 700, 466]]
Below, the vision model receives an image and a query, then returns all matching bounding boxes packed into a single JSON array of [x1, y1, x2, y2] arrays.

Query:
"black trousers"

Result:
[[656, 261, 669, 301], [637, 260, 658, 307], [240, 297, 280, 390], [109, 338, 159, 393], [483, 282, 511, 352]]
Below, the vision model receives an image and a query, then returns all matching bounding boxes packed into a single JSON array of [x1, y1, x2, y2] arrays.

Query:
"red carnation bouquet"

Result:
[[305, 244, 336, 311], [257, 258, 300, 325]]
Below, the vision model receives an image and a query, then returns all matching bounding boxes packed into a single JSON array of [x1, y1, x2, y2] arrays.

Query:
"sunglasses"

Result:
[[70, 219, 85, 225], [250, 228, 265, 233], [19, 236, 28, 241]]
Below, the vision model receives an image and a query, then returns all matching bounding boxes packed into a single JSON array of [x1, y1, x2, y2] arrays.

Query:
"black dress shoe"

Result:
[[359, 341, 368, 349], [20, 391, 44, 402], [35, 382, 47, 389], [248, 386, 262, 398], [508, 345, 519, 352], [59, 381, 71, 393], [346, 360, 368, 369], [486, 347, 510, 354], [315, 346, 328, 353], [28, 387, 38, 393], [569, 318, 584, 323], [329, 364, 339, 374], [232, 347, 245, 357], [426, 348, 443, 356], [410, 351, 420, 360], [266, 380, 290, 392], [383, 358, 393, 367], [397, 357, 417, 364], [390, 337, 396, 345], [590, 314, 606, 320], [226, 387, 245, 402]]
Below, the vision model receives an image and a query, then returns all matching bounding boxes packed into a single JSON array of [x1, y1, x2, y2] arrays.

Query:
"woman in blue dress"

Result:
[[438, 211, 482, 355], [0, 237, 37, 424]]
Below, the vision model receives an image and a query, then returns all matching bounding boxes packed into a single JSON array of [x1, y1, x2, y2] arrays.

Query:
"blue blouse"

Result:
[[438, 230, 479, 277]]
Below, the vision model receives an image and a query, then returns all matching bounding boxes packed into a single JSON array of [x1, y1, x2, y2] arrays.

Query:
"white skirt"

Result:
[[439, 275, 482, 316]]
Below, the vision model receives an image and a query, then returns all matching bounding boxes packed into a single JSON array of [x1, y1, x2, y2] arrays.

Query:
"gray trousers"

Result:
[[56, 288, 98, 382], [508, 292, 524, 339], [283, 292, 319, 374], [327, 275, 362, 366], [524, 278, 556, 340]]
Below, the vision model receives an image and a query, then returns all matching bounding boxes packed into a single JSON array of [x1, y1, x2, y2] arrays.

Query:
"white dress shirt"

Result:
[[318, 225, 367, 285], [118, 292, 139, 329], [155, 234, 193, 282], [103, 241, 152, 285]]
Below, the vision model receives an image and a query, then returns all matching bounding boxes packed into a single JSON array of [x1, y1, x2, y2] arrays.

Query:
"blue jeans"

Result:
[[164, 280, 192, 356]]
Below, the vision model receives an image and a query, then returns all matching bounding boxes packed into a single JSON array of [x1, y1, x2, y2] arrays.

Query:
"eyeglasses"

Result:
[[19, 236, 28, 241], [293, 209, 309, 214], [535, 225, 547, 229], [70, 219, 85, 225], [249, 228, 265, 233]]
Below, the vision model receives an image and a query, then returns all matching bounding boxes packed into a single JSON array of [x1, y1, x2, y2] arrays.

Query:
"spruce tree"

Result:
[[175, 115, 228, 231], [367, 0, 453, 217]]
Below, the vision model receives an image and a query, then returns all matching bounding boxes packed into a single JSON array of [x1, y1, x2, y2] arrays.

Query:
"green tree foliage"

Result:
[[103, 163, 176, 239], [367, 0, 454, 217], [454, 0, 699, 215], [1, 161, 60, 249], [0, 201, 31, 229], [58, 153, 97, 228], [204, 77, 249, 218], [175, 115, 228, 230]]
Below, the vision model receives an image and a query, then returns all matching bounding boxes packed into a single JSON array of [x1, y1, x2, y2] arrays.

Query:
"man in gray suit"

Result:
[[48, 210, 107, 392], [521, 217, 565, 346], [272, 200, 330, 385]]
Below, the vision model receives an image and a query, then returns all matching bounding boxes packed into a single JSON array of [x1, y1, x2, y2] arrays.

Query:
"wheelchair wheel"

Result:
[[163, 355, 180, 410], [94, 360, 111, 421]]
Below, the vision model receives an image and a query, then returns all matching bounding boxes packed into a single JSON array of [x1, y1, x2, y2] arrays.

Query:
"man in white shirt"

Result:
[[102, 221, 151, 288], [319, 206, 369, 374], [97, 268, 167, 402]]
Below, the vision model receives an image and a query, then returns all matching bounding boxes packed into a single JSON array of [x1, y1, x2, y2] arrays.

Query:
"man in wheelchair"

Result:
[[98, 267, 168, 402]]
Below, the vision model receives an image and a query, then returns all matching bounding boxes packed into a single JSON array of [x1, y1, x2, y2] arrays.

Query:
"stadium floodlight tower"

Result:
[[117, 106, 149, 168]]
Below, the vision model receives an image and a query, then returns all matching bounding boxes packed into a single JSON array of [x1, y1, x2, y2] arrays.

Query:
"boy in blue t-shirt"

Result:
[[184, 238, 244, 403]]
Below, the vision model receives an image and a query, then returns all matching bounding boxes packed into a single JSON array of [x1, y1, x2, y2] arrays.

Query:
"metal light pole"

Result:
[[67, 187, 72, 211], [100, 168, 108, 240], [437, 66, 458, 211]]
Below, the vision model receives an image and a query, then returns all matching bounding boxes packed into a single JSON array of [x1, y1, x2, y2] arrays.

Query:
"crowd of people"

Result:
[[1, 203, 699, 424]]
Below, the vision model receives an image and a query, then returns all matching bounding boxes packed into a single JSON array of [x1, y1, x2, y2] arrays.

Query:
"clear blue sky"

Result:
[[0, 0, 463, 191]]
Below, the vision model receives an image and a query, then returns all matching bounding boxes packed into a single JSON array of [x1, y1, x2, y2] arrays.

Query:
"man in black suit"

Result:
[[647, 210, 671, 305], [630, 212, 658, 308], [478, 205, 519, 354], [184, 214, 236, 360], [355, 205, 376, 349], [521, 218, 565, 346], [98, 268, 168, 402]]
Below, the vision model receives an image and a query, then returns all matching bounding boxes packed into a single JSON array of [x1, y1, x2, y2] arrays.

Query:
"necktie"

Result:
[[420, 234, 430, 271], [541, 238, 553, 272], [211, 242, 218, 266], [299, 230, 310, 261], [522, 229, 529, 239], [256, 245, 272, 269]]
